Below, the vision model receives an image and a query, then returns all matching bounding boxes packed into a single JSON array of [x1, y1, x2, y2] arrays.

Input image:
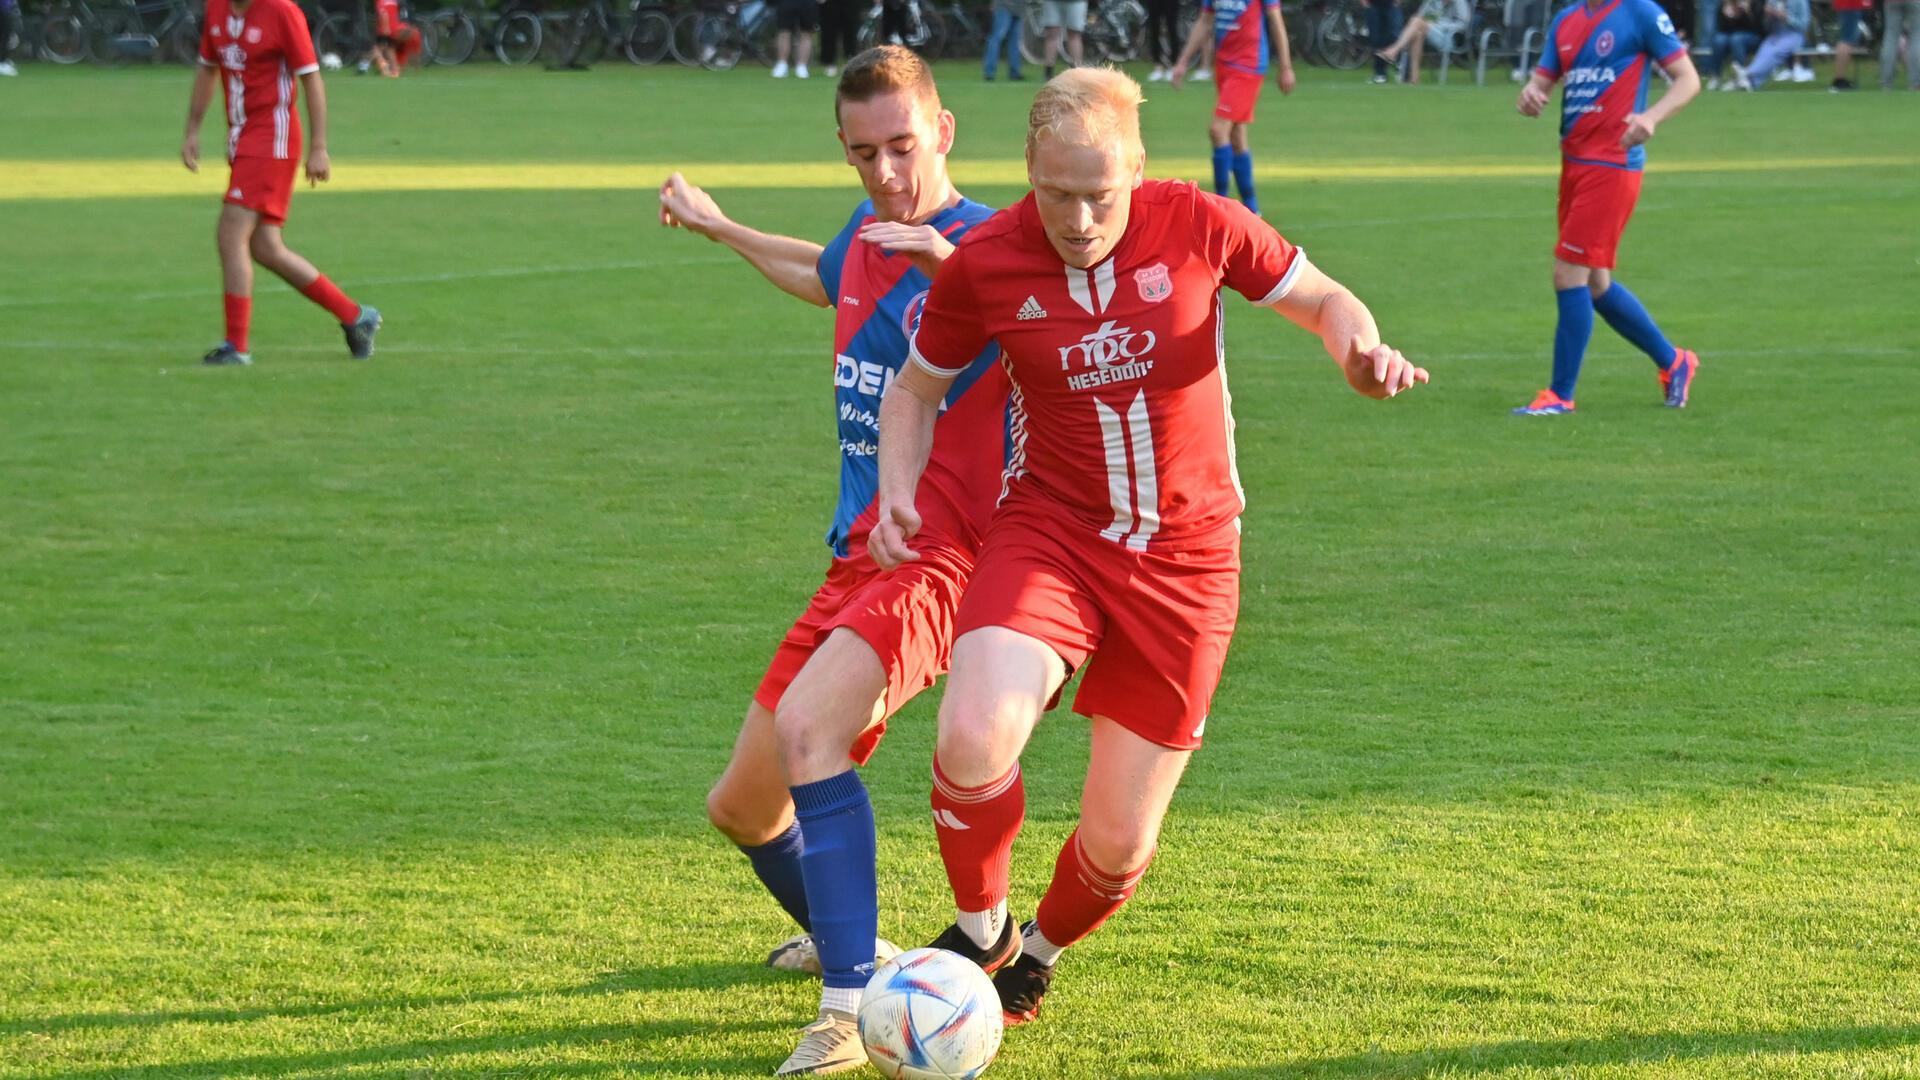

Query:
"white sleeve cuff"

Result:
[[1254, 250, 1309, 307], [909, 336, 970, 377], [292, 63, 321, 75], [197, 56, 216, 66]]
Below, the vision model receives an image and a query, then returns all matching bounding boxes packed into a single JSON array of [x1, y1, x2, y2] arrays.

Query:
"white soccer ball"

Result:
[[858, 948, 1004, 1080], [320, 51, 342, 70]]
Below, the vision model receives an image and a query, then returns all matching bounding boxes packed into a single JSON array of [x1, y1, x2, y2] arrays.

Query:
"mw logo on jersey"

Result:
[[1058, 320, 1157, 391]]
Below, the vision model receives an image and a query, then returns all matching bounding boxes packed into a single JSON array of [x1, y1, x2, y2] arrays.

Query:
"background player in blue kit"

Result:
[[658, 46, 1006, 1076], [1513, 0, 1702, 416]]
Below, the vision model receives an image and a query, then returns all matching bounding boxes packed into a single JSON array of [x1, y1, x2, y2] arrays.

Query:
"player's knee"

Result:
[[933, 699, 1020, 783], [1075, 818, 1155, 878], [705, 777, 774, 843], [771, 696, 841, 774]]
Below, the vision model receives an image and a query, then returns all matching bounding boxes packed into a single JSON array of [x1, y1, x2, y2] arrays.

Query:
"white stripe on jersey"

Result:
[[999, 361, 1030, 504], [226, 73, 244, 159], [1095, 397, 1135, 544], [1214, 293, 1247, 529], [1065, 265, 1095, 315], [1123, 388, 1160, 551], [1092, 259, 1117, 313], [275, 62, 291, 159], [1255, 250, 1310, 307]]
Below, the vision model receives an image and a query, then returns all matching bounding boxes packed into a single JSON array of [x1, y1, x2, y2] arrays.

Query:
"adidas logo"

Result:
[[1015, 295, 1048, 321], [932, 808, 970, 830], [229, 188, 243, 198]]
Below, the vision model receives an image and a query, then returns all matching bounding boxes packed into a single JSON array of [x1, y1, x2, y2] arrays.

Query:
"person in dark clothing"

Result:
[[1364, 0, 1404, 83], [817, 0, 859, 74], [1146, 0, 1183, 79]]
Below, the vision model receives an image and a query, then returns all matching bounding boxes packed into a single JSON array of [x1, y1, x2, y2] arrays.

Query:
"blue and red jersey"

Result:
[[1536, 0, 1686, 170], [1204, 0, 1283, 75], [816, 198, 1007, 557]]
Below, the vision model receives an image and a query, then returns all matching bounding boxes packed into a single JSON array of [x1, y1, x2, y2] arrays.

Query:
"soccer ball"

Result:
[[320, 52, 342, 70], [858, 948, 1004, 1080]]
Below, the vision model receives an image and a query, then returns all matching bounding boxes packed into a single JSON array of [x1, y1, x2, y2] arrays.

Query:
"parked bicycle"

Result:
[[693, 0, 775, 69]]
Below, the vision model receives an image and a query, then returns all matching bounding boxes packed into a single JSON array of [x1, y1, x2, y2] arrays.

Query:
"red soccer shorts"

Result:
[[1556, 161, 1643, 270], [953, 499, 1241, 751], [225, 155, 299, 227], [1213, 68, 1263, 123], [754, 536, 974, 765]]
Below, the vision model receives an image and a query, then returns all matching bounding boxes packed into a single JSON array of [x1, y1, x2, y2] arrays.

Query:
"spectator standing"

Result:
[[773, 0, 816, 77], [1883, 0, 1920, 88], [1731, 0, 1806, 89], [984, 0, 1025, 79], [818, 0, 859, 76], [1829, 0, 1869, 89], [1040, 0, 1086, 77], [1147, 0, 1183, 79]]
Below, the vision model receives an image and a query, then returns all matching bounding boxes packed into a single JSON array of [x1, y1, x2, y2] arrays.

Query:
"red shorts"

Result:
[[753, 537, 973, 765], [1556, 161, 1642, 270], [1213, 68, 1263, 123], [225, 155, 299, 227], [953, 500, 1241, 751]]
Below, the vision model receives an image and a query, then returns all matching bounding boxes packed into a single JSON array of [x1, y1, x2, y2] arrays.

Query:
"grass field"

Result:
[[3, 60, 1919, 1079]]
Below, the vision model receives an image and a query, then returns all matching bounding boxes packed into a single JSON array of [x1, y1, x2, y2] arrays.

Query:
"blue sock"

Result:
[[1231, 149, 1258, 214], [792, 770, 879, 992], [739, 821, 810, 933], [1210, 145, 1232, 197], [1552, 286, 1595, 401], [1591, 282, 1678, 369]]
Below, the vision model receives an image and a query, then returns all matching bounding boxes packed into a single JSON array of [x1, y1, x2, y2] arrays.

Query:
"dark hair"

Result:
[[834, 45, 941, 125]]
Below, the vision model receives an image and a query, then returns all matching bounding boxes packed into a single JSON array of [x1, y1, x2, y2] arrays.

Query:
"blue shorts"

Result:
[[1837, 9, 1864, 44]]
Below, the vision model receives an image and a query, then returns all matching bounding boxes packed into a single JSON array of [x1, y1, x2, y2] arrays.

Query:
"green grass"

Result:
[[3, 60, 1919, 1079]]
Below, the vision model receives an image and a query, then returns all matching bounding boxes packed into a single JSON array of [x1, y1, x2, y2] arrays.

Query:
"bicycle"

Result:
[[693, 0, 775, 69], [1085, 0, 1146, 62], [856, 0, 944, 55], [492, 0, 545, 64], [422, 0, 481, 63], [625, 2, 672, 61], [932, 0, 988, 57]]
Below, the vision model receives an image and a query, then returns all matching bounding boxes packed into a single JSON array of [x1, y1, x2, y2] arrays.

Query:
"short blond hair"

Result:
[[1026, 68, 1145, 159]]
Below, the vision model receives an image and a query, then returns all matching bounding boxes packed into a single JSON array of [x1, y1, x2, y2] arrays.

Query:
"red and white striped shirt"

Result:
[[199, 0, 318, 162], [911, 180, 1304, 552]]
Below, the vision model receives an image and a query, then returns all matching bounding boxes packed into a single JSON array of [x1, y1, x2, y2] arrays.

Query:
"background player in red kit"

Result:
[[372, 0, 423, 76], [872, 68, 1426, 1024], [182, 0, 380, 366]]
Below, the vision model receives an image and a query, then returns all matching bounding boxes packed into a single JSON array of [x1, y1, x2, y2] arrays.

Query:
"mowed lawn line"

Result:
[[3, 154, 1918, 199]]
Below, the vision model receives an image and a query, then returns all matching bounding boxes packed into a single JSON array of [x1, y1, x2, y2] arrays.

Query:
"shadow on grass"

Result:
[[0, 960, 772, 1038], [1162, 1023, 1920, 1079], [21, 1016, 785, 1080]]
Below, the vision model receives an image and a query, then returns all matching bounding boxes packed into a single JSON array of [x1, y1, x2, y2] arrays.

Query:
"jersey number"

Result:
[[1094, 390, 1161, 551]]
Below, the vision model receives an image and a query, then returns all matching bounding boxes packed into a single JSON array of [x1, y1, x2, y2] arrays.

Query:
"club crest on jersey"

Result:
[[900, 289, 928, 338], [1134, 263, 1172, 303], [246, 25, 262, 42], [1595, 30, 1614, 56]]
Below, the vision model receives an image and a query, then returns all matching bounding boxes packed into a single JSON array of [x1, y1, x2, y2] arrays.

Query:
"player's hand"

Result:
[[868, 502, 923, 571], [181, 133, 200, 173], [858, 221, 955, 278], [1517, 81, 1549, 117], [1620, 112, 1657, 149], [659, 171, 729, 239], [305, 147, 331, 186], [1276, 66, 1296, 94], [1170, 62, 1186, 89], [1343, 335, 1428, 399]]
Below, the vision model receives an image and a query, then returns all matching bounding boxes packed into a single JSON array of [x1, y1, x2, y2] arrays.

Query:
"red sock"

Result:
[[1033, 829, 1152, 950], [223, 293, 251, 352], [299, 274, 361, 324], [930, 757, 1024, 912]]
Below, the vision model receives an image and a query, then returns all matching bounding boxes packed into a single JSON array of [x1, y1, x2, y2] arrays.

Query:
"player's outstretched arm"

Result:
[[1271, 261, 1428, 399], [1170, 11, 1213, 87], [1624, 54, 1700, 147], [658, 172, 829, 308], [300, 72, 331, 186], [182, 64, 217, 172], [871, 361, 954, 570]]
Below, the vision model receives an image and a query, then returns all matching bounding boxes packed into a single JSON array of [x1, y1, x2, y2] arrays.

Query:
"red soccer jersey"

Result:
[[199, 0, 319, 162], [910, 179, 1304, 552], [375, 0, 401, 35]]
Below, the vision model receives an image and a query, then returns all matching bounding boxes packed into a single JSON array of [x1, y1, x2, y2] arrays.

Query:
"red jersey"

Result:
[[375, 0, 402, 35], [199, 0, 319, 162], [911, 179, 1303, 552]]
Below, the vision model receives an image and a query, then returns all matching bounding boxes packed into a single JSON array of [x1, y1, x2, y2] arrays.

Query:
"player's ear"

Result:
[[935, 109, 956, 156]]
